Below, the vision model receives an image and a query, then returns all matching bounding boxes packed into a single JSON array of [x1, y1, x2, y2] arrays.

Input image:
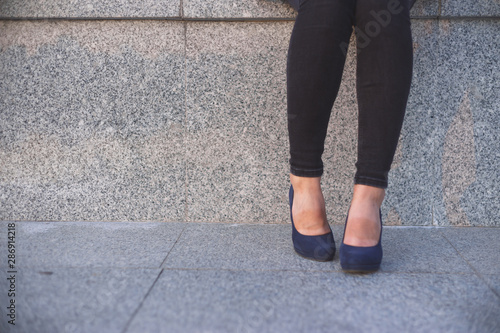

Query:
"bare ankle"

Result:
[[290, 174, 322, 191], [351, 184, 385, 208]]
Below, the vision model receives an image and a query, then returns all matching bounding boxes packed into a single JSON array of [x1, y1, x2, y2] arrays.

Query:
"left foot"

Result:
[[290, 174, 331, 236], [343, 185, 385, 247]]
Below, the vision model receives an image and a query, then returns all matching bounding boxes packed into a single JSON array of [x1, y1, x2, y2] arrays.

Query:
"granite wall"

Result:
[[0, 1, 498, 226]]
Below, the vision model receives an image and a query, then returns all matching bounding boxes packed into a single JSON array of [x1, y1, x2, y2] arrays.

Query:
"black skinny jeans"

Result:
[[287, 0, 413, 188]]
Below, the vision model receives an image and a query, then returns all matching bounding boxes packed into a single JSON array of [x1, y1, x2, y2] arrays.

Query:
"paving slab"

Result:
[[439, 227, 500, 275], [127, 269, 500, 333], [163, 223, 473, 274], [380, 227, 473, 273], [0, 267, 161, 333], [163, 223, 343, 271], [0, 222, 499, 332], [0, 221, 186, 268]]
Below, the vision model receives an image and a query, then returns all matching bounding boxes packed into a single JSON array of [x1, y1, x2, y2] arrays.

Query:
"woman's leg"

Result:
[[287, 0, 355, 235], [344, 0, 413, 246], [287, 0, 354, 177]]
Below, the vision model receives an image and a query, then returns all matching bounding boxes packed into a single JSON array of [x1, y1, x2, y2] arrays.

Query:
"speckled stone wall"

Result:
[[0, 1, 498, 226]]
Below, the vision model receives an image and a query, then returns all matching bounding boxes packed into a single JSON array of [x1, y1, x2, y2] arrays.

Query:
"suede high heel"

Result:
[[339, 209, 383, 273], [289, 185, 336, 262]]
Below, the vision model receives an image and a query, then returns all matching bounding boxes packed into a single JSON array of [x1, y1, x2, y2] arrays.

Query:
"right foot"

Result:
[[290, 174, 331, 236], [343, 184, 384, 247]]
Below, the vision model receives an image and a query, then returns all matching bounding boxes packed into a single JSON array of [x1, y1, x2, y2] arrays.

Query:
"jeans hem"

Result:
[[290, 166, 323, 178], [354, 176, 387, 189]]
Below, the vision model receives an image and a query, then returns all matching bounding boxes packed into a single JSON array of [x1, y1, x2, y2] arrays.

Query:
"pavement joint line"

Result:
[[1, 266, 478, 275], [438, 229, 500, 300], [158, 223, 189, 268], [121, 268, 165, 333], [158, 267, 477, 275], [4, 221, 499, 228]]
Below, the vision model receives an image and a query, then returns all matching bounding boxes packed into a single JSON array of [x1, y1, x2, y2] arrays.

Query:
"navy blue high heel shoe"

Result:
[[289, 185, 336, 262], [339, 209, 383, 273]]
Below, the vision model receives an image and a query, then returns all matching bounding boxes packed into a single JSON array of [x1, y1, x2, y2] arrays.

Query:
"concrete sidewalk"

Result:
[[1, 221, 499, 332]]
